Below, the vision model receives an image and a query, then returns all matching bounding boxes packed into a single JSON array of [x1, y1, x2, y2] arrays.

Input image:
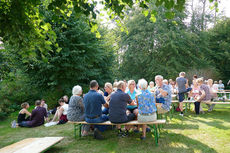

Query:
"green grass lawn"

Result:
[[0, 104, 230, 153]]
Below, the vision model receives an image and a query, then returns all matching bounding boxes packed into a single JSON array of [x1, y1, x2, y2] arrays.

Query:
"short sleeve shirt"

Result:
[[138, 90, 157, 114], [176, 77, 187, 93], [109, 89, 132, 123], [126, 90, 137, 100], [200, 84, 212, 101], [155, 84, 172, 111], [83, 90, 106, 118]]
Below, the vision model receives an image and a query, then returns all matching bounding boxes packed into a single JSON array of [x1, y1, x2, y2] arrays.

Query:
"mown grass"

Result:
[[0, 104, 230, 153]]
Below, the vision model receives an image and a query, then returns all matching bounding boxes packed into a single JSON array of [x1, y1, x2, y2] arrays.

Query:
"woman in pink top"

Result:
[[191, 80, 204, 113]]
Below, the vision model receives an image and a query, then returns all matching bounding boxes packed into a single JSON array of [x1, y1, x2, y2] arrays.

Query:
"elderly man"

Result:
[[109, 81, 136, 137], [155, 75, 172, 114], [83, 80, 109, 140], [176, 72, 192, 117]]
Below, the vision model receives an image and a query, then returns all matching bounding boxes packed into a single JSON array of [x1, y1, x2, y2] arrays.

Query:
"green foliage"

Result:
[[0, 0, 188, 61], [118, 5, 212, 81], [23, 13, 115, 95], [0, 99, 20, 121], [0, 70, 40, 105], [207, 18, 230, 83]]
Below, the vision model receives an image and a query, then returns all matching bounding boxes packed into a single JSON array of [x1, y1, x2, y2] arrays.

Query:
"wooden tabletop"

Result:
[[0, 137, 64, 153], [69, 119, 166, 125]]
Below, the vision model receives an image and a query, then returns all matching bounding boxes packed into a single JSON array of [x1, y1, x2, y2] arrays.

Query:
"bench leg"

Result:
[[185, 103, 188, 113], [79, 124, 82, 138], [154, 125, 159, 146], [74, 124, 77, 139]]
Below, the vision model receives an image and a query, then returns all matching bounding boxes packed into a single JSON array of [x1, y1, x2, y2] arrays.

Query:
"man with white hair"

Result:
[[176, 72, 192, 117], [155, 75, 172, 114]]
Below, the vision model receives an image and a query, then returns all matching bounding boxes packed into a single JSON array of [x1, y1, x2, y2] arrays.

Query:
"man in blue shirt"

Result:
[[83, 80, 109, 139]]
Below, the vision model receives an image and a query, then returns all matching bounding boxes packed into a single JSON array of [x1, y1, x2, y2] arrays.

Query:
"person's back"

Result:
[[176, 77, 187, 93], [67, 95, 84, 121], [200, 84, 212, 101], [84, 90, 105, 118], [28, 106, 47, 127], [109, 89, 132, 123], [138, 90, 156, 114]]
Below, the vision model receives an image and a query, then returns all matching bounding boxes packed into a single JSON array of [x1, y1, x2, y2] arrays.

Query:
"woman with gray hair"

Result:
[[67, 85, 90, 136], [136, 79, 157, 140]]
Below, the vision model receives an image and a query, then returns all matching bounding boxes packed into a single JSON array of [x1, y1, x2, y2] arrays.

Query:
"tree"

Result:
[[0, 0, 189, 61], [208, 18, 230, 84], [118, 5, 212, 81]]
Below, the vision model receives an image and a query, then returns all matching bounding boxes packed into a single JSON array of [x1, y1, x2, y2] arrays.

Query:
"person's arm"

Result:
[[185, 79, 189, 88], [24, 109, 31, 116], [197, 90, 206, 102], [159, 88, 168, 97]]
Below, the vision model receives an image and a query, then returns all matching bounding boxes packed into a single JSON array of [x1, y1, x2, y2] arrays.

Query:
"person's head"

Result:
[[72, 85, 82, 96], [63, 95, 68, 103], [149, 81, 154, 88], [138, 79, 148, 90], [193, 75, 198, 80], [128, 80, 136, 91], [104, 82, 113, 94], [117, 81, 126, 92], [155, 75, 163, 87], [35, 100, 41, 106], [193, 79, 198, 87], [58, 97, 65, 106], [41, 99, 46, 106], [21, 102, 29, 109], [214, 81, 218, 84], [219, 80, 222, 84], [163, 79, 168, 85], [169, 79, 173, 84], [208, 79, 213, 86], [90, 80, 99, 90], [179, 72, 186, 77], [196, 78, 203, 86]]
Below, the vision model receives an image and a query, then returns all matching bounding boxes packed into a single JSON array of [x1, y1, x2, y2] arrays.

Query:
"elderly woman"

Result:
[[102, 82, 113, 114], [67, 85, 90, 136], [137, 79, 157, 140], [126, 80, 138, 115], [194, 78, 212, 115]]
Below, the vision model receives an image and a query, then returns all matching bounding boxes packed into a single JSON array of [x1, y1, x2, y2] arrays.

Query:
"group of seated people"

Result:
[[12, 72, 227, 140], [66, 75, 172, 140], [12, 96, 69, 128]]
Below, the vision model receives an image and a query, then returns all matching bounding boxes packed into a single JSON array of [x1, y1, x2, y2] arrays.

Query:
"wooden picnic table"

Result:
[[0, 137, 64, 153]]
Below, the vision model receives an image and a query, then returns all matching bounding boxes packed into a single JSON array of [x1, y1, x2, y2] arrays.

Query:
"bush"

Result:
[[0, 99, 20, 121]]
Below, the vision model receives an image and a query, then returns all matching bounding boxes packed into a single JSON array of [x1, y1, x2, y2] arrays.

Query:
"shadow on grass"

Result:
[[158, 131, 217, 153], [164, 124, 199, 130], [178, 114, 230, 130]]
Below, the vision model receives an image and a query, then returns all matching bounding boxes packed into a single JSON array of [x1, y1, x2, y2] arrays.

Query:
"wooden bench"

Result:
[[69, 120, 166, 146], [0, 137, 64, 153]]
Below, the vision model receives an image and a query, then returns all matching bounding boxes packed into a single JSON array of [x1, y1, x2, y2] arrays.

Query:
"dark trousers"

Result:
[[194, 101, 200, 114]]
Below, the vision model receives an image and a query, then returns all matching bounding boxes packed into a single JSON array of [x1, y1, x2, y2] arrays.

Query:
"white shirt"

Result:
[[62, 103, 69, 115]]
